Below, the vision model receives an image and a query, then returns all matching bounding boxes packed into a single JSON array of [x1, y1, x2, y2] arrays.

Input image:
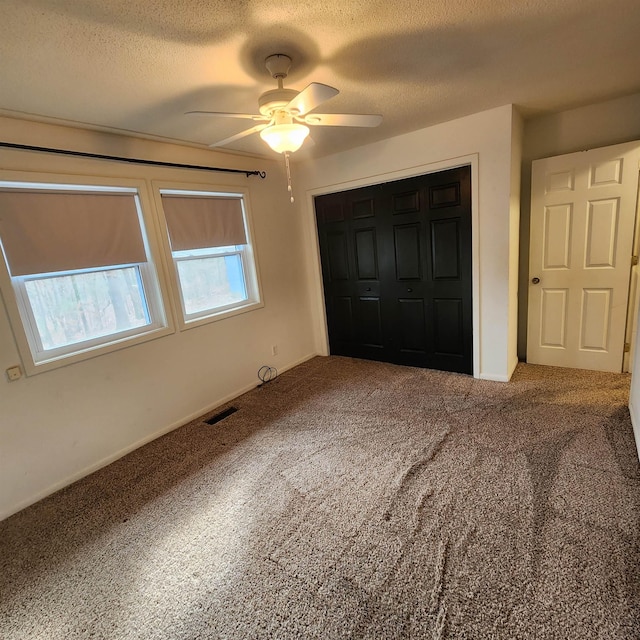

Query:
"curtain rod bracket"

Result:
[[0, 142, 267, 179]]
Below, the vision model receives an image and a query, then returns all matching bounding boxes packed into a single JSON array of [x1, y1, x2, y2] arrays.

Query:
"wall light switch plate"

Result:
[[6, 365, 22, 381]]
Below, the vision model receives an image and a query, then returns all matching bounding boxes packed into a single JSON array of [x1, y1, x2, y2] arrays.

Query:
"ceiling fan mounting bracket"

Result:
[[265, 54, 292, 80]]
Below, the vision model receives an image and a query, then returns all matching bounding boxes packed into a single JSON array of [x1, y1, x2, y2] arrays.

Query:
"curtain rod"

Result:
[[0, 141, 267, 179]]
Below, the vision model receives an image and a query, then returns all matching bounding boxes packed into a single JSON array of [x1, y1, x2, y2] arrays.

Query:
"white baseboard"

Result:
[[478, 372, 511, 383], [0, 352, 319, 522], [476, 358, 519, 383]]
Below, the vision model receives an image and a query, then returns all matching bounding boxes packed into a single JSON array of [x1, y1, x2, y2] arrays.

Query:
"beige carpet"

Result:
[[1, 356, 639, 639]]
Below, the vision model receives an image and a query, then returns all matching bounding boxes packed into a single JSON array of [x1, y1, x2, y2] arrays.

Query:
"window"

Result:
[[0, 183, 168, 371], [159, 189, 261, 325]]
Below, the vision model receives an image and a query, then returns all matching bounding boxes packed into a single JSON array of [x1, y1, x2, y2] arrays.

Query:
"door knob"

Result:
[[366, 287, 372, 291], [407, 288, 413, 292], [531, 277, 540, 284]]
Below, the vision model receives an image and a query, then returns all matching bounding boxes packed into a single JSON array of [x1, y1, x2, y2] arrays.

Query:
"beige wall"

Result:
[[296, 105, 522, 382], [0, 117, 318, 520]]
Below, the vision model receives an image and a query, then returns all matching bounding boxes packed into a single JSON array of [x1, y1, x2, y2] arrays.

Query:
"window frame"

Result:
[[0, 172, 175, 375], [153, 182, 263, 330], [13, 262, 162, 361]]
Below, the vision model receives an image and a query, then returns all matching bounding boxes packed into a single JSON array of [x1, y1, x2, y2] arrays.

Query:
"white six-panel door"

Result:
[[528, 141, 640, 372]]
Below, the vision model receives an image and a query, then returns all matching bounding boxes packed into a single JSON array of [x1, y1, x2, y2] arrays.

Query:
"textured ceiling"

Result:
[[1, 0, 639, 159]]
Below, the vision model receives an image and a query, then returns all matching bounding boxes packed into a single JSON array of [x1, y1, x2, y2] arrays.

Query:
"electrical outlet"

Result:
[[6, 365, 22, 381], [271, 344, 278, 356]]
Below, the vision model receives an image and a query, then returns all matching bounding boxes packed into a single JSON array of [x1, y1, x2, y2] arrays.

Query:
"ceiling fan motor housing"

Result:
[[258, 88, 299, 116]]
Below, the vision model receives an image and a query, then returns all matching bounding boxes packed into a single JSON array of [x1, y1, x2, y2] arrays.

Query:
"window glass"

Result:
[[22, 266, 150, 350], [175, 252, 247, 315]]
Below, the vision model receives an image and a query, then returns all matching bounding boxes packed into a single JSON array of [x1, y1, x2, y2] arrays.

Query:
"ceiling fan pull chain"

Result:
[[284, 151, 295, 204]]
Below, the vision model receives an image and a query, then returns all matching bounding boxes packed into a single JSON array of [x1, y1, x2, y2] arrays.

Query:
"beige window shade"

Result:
[[161, 195, 247, 251], [0, 191, 147, 276]]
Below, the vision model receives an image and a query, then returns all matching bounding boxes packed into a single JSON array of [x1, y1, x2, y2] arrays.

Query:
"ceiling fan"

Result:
[[186, 54, 383, 154]]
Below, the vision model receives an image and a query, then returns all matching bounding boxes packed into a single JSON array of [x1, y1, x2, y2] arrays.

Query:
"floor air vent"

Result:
[[205, 406, 238, 425]]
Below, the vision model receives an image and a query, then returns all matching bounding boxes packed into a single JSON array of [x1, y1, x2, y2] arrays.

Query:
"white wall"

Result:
[[296, 105, 521, 382], [0, 117, 318, 520]]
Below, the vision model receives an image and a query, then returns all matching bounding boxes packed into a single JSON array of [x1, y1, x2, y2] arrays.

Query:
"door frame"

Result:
[[624, 173, 640, 372], [303, 154, 480, 378]]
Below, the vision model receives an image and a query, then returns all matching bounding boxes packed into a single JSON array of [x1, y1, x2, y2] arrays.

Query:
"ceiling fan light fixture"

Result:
[[260, 123, 310, 153]]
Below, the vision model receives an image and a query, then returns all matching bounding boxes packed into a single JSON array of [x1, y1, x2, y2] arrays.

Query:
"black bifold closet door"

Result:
[[314, 165, 473, 374]]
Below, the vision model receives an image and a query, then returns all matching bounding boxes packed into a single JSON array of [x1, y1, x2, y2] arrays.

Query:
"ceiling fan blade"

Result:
[[209, 123, 269, 148], [186, 111, 268, 121], [303, 113, 383, 127], [286, 83, 339, 116]]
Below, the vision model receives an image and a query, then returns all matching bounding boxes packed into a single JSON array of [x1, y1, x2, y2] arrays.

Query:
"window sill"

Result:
[[179, 300, 265, 332]]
